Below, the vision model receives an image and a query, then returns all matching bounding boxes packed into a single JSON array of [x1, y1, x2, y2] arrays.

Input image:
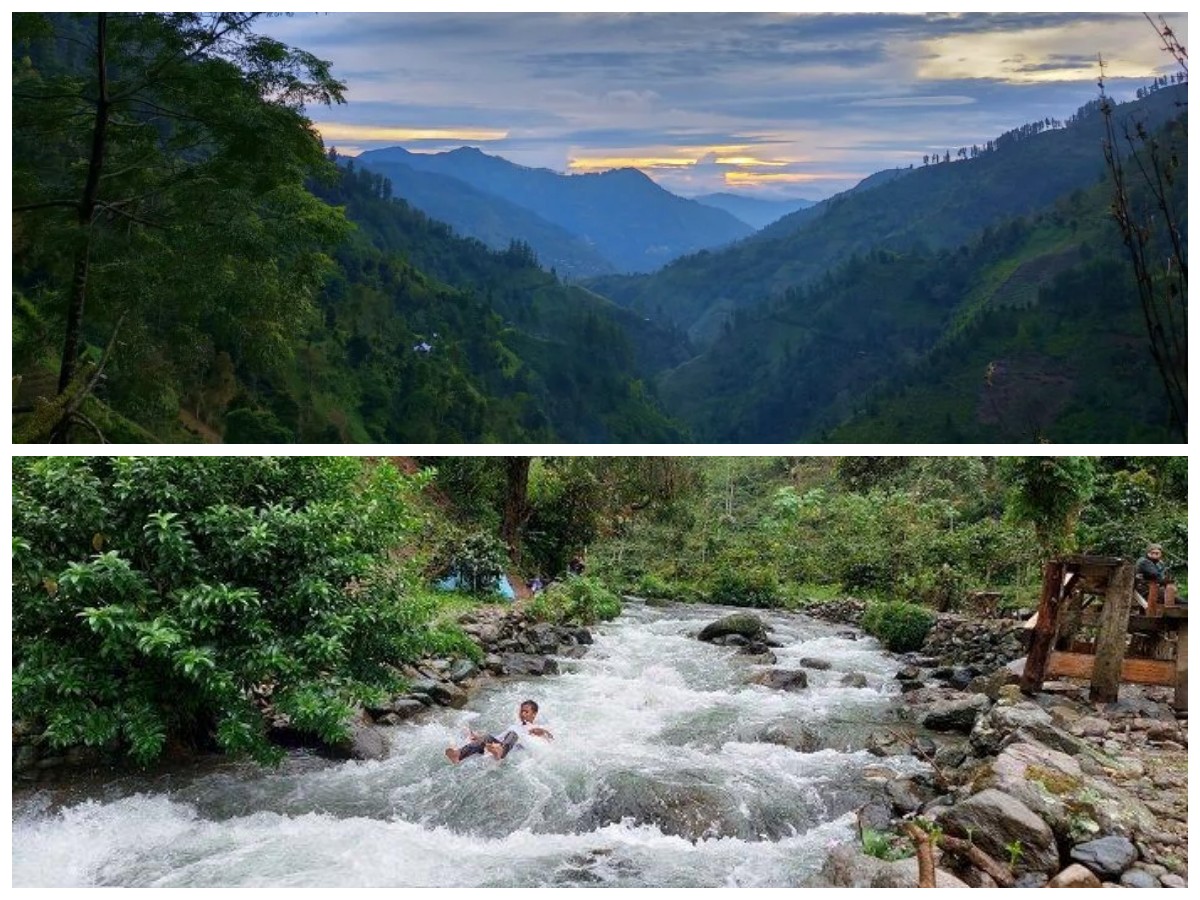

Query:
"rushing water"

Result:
[[12, 600, 927, 887]]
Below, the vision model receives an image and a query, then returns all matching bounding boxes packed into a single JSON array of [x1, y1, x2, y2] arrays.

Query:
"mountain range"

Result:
[[356, 146, 753, 274]]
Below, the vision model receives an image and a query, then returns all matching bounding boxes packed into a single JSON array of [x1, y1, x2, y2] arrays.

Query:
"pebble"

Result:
[[1160, 874, 1187, 888]]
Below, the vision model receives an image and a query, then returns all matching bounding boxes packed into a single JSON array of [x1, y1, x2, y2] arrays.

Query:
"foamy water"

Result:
[[12, 600, 922, 887]]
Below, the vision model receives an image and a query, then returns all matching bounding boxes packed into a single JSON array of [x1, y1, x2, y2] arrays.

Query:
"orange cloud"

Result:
[[713, 156, 789, 167], [724, 171, 838, 186], [569, 156, 698, 171], [313, 123, 509, 142]]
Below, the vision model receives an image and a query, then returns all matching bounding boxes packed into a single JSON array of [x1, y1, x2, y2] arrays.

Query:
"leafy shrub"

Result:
[[635, 572, 702, 603], [10, 457, 456, 766], [861, 828, 914, 861], [528, 577, 621, 626], [442, 530, 508, 595], [707, 564, 780, 609], [862, 599, 936, 653]]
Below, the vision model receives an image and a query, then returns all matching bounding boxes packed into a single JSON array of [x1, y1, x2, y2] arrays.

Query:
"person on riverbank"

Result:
[[1135, 543, 1181, 606], [445, 699, 553, 764]]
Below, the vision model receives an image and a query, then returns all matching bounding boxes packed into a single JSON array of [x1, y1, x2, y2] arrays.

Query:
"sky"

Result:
[[265, 11, 1188, 200]]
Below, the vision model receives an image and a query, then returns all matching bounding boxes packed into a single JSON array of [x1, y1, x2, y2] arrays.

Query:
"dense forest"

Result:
[[11, 13, 683, 443], [13, 455, 1187, 767], [10, 13, 1188, 443]]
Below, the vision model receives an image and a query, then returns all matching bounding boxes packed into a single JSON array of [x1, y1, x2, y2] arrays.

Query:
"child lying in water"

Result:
[[445, 699, 553, 763]]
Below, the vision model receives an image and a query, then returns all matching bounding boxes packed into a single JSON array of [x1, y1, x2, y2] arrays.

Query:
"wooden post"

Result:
[[1021, 561, 1065, 695], [1090, 560, 1135, 703], [1147, 581, 1160, 618], [1174, 618, 1188, 714]]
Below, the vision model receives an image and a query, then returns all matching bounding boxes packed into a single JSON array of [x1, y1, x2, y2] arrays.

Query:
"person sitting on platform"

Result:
[[1136, 543, 1182, 606]]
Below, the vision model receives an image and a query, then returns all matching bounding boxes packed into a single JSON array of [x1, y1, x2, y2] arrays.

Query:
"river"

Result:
[[12, 600, 926, 887]]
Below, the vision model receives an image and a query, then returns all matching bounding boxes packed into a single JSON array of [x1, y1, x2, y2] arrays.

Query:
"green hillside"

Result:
[[656, 120, 1184, 443], [591, 86, 1186, 349]]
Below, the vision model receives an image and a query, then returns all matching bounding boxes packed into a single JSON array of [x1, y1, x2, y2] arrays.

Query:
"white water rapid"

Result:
[[13, 600, 927, 887]]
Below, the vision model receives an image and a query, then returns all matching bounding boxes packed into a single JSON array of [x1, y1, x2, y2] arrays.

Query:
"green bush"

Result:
[[442, 530, 508, 595], [528, 576, 622, 626], [862, 599, 936, 653], [10, 456, 459, 766], [707, 564, 780, 609], [635, 571, 702, 603]]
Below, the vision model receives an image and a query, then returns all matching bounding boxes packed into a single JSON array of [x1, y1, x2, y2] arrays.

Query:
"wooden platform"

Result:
[[1046, 651, 1177, 686]]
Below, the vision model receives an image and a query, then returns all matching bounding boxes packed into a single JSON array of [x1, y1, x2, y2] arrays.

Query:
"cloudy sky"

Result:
[[266, 11, 1187, 200]]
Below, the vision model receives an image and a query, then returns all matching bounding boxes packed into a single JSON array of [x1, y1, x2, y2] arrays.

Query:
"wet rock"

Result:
[[427, 681, 469, 709], [757, 720, 821, 753], [911, 735, 937, 759], [557, 644, 588, 659], [573, 628, 593, 645], [1048, 864, 1103, 888], [857, 799, 894, 834], [886, 777, 932, 814], [866, 731, 905, 757], [407, 677, 440, 699], [837, 630, 858, 641], [896, 665, 922, 681], [751, 669, 808, 692], [716, 634, 750, 647], [899, 681, 924, 694], [697, 613, 768, 643], [501, 653, 559, 677], [841, 672, 868, 688], [643, 596, 674, 608], [1120, 869, 1161, 889], [330, 718, 390, 761], [799, 657, 832, 670], [14, 744, 39, 773], [447, 659, 480, 683], [921, 694, 990, 733], [588, 771, 741, 841], [483, 654, 505, 675], [1071, 836, 1138, 879], [939, 788, 1059, 875]]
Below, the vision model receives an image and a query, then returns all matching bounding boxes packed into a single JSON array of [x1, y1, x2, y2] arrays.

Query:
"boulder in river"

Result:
[[329, 716, 390, 761], [427, 681, 469, 709], [697, 613, 768, 643], [447, 659, 480, 683], [799, 657, 832, 670], [588, 771, 742, 842], [756, 720, 821, 753], [840, 672, 869, 688], [501, 653, 559, 677], [751, 669, 809, 692], [938, 788, 1059, 875]]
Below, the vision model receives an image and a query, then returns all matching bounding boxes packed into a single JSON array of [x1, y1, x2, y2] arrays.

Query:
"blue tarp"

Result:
[[435, 572, 516, 600]]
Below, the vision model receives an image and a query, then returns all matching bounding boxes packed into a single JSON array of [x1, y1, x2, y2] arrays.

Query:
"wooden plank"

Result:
[[1147, 581, 1160, 618], [1175, 620, 1188, 713], [1047, 651, 1177, 686], [1022, 561, 1065, 695], [1090, 560, 1135, 703]]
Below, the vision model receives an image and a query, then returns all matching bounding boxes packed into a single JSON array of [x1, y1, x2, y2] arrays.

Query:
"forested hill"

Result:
[[292, 160, 690, 443], [12, 13, 688, 444], [654, 115, 1185, 444], [589, 85, 1186, 348]]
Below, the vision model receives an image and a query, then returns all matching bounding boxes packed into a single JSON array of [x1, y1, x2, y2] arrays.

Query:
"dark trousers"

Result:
[[456, 730, 519, 760]]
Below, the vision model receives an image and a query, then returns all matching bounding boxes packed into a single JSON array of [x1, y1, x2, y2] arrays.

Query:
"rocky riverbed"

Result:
[[800, 598, 1189, 889]]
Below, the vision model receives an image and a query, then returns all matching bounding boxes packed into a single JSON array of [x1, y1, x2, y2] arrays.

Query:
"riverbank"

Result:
[[801, 596, 1189, 889]]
